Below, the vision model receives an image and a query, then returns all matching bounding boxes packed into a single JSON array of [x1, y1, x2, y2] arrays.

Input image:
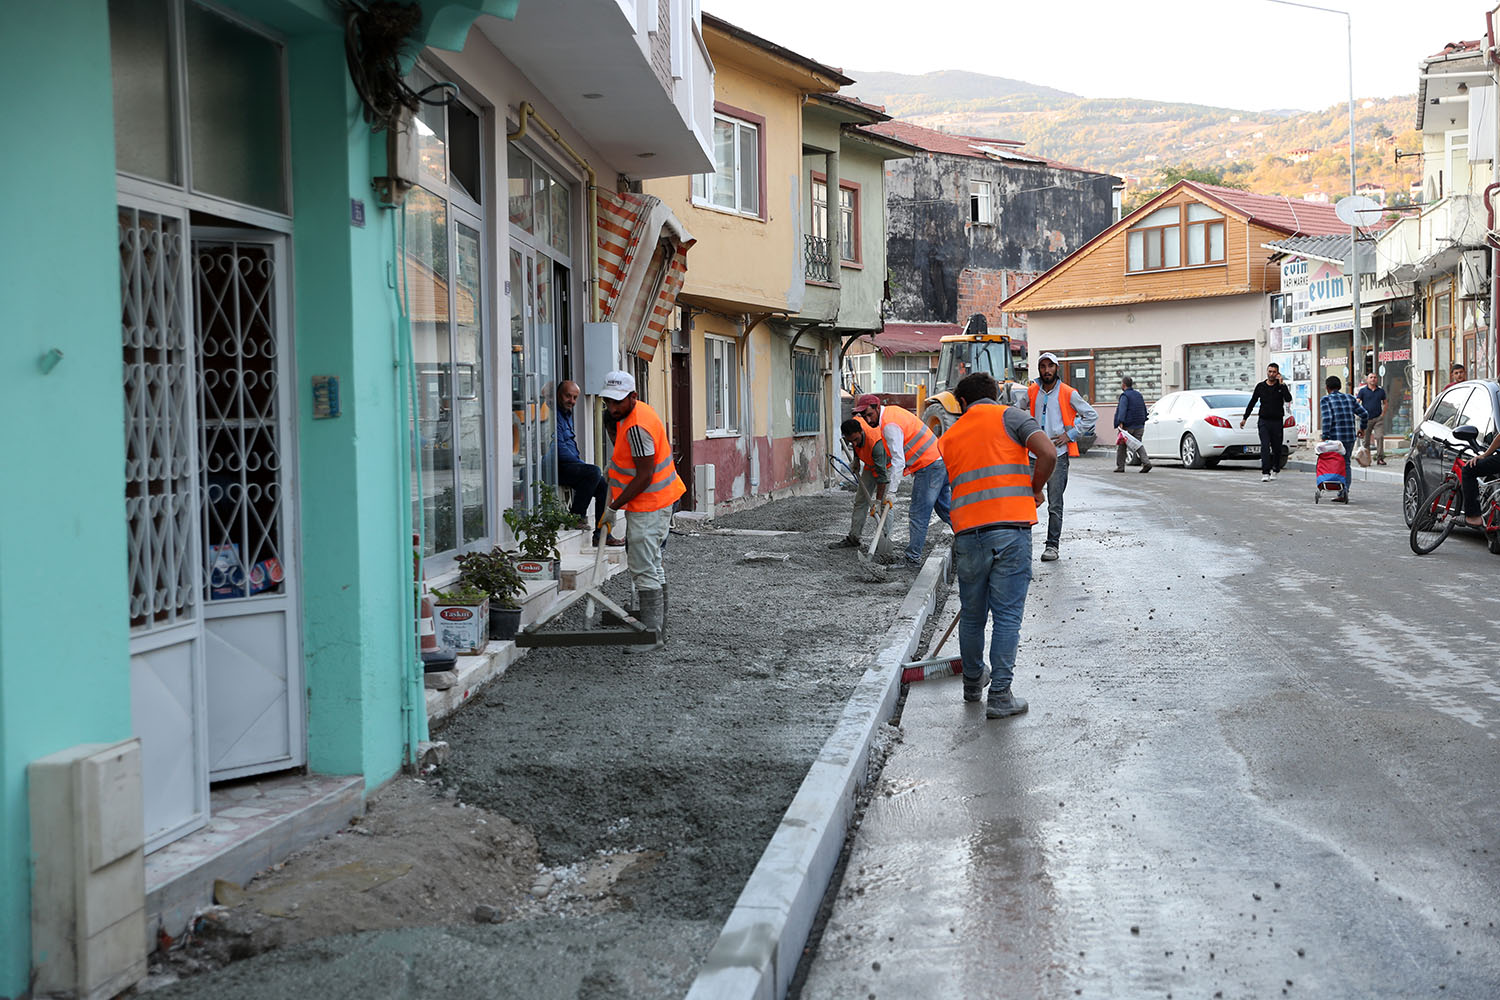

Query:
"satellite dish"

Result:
[[1335, 195, 1382, 227]]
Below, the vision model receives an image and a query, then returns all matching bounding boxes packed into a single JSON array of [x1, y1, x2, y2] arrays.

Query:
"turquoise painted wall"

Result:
[[0, 4, 133, 995]]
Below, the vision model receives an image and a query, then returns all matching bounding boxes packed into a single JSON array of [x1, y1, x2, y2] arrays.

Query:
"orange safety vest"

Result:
[[877, 404, 940, 474], [938, 403, 1038, 531], [850, 416, 891, 479], [606, 401, 686, 513], [1028, 381, 1080, 457]]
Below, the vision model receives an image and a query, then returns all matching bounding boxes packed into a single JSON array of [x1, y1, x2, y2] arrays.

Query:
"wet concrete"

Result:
[[799, 459, 1500, 999]]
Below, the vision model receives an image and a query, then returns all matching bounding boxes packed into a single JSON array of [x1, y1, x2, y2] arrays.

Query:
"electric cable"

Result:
[[339, 0, 460, 132]]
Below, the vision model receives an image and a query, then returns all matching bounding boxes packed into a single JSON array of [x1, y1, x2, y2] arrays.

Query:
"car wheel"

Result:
[[1180, 433, 1205, 469], [1402, 469, 1422, 527]]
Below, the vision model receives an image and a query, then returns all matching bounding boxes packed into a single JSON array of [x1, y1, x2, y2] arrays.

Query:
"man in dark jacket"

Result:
[[1113, 376, 1151, 473], [1239, 362, 1294, 481]]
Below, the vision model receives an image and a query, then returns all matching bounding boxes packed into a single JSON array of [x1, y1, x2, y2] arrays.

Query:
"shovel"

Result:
[[857, 501, 893, 577]]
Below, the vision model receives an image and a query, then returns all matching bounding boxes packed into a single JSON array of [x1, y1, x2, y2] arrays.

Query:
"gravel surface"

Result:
[[143, 490, 937, 1000]]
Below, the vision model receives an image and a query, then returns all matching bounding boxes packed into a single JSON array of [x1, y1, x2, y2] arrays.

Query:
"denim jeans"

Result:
[[558, 459, 607, 524], [906, 460, 953, 563], [954, 527, 1033, 690], [1042, 451, 1070, 549]]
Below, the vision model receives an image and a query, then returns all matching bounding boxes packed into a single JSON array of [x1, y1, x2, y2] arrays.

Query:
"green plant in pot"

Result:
[[455, 548, 526, 641], [504, 489, 582, 579]]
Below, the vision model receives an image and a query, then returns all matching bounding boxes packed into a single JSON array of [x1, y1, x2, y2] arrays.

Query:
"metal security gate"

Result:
[[124, 209, 304, 851], [1186, 341, 1256, 392], [193, 232, 304, 781]]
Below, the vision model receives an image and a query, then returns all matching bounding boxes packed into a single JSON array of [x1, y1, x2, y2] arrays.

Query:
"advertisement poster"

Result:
[[1272, 351, 1313, 439]]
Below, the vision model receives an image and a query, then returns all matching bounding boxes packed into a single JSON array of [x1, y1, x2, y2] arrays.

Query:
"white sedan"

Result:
[[1135, 389, 1295, 468]]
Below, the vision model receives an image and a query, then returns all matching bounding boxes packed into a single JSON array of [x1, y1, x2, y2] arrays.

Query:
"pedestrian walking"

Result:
[[828, 417, 894, 558], [1112, 376, 1151, 473], [1355, 372, 1389, 465], [1318, 375, 1368, 504], [1027, 352, 1098, 562], [849, 394, 952, 568], [599, 370, 686, 652], [1239, 362, 1293, 481], [937, 372, 1057, 719]]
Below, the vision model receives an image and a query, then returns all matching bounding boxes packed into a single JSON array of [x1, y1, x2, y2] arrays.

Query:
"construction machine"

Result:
[[916, 313, 1029, 438]]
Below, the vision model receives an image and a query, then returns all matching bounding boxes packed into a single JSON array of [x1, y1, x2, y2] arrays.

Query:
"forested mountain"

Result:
[[844, 69, 1423, 209]]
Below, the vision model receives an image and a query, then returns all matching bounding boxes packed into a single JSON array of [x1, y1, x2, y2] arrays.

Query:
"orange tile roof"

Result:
[[861, 120, 1104, 175]]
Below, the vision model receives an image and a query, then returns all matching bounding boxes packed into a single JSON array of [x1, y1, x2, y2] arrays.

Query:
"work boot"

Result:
[[658, 585, 668, 644], [827, 535, 860, 549], [1140, 463, 1152, 473], [962, 668, 990, 703], [986, 686, 1029, 719], [624, 588, 665, 654], [1040, 545, 1059, 562]]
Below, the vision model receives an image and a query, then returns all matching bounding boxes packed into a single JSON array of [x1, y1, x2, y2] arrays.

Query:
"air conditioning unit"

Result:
[[1458, 250, 1489, 298]]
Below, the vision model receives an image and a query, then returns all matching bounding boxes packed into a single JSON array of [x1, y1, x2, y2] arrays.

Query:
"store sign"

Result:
[[1320, 354, 1348, 367], [1281, 257, 1310, 289], [1307, 262, 1350, 310], [1378, 349, 1411, 362]]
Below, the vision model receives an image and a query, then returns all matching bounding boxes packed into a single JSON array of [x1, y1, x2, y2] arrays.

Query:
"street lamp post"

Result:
[[1267, 1, 1361, 420]]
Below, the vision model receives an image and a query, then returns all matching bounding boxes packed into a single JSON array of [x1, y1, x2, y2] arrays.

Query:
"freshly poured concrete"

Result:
[[800, 461, 1500, 999]]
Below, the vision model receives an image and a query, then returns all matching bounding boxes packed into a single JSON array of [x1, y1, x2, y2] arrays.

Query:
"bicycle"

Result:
[[1409, 425, 1500, 555]]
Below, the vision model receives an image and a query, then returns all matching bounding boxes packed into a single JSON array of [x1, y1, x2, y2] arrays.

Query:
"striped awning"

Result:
[[597, 191, 693, 361]]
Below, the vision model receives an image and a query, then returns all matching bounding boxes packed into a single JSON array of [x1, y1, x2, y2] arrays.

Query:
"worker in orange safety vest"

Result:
[[827, 416, 895, 558], [1027, 352, 1098, 564], [848, 393, 952, 567], [939, 371, 1056, 718], [600, 369, 686, 653]]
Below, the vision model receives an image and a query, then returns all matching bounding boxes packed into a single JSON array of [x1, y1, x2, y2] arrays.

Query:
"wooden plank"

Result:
[[515, 629, 658, 648]]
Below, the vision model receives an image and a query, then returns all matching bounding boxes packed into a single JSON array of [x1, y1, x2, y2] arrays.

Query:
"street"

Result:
[[798, 455, 1500, 999]]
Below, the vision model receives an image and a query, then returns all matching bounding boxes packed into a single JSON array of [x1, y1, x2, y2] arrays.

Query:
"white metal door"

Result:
[[121, 201, 210, 852], [192, 232, 305, 779]]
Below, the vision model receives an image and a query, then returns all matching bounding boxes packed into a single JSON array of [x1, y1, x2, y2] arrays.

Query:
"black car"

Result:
[[1401, 378, 1500, 525]]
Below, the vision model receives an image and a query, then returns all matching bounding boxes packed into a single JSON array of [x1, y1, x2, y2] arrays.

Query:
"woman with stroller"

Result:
[[1318, 375, 1368, 504]]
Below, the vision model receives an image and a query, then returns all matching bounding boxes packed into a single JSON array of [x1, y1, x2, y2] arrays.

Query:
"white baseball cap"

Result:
[[1037, 351, 1061, 365], [598, 370, 636, 400]]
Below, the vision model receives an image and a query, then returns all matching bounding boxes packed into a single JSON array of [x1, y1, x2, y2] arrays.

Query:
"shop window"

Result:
[[706, 335, 740, 434], [793, 350, 821, 435]]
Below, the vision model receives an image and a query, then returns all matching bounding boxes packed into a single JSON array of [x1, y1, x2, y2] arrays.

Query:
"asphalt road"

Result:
[[798, 455, 1500, 999]]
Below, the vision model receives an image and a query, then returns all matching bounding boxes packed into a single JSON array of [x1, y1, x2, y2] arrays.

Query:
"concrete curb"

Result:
[[684, 547, 949, 1000]]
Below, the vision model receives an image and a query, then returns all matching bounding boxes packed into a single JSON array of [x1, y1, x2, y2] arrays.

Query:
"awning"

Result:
[[597, 191, 694, 361]]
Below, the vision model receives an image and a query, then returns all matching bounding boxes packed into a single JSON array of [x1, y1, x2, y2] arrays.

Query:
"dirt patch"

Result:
[[142, 491, 933, 999]]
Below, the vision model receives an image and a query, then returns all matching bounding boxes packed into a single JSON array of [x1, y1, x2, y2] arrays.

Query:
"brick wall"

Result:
[[650, 0, 672, 91], [957, 267, 1042, 342]]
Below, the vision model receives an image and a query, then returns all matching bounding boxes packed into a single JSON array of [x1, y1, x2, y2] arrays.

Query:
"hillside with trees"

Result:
[[844, 70, 1423, 211]]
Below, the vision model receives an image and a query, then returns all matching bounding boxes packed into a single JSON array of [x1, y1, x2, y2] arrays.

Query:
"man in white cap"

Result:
[[598, 370, 685, 652], [1028, 352, 1097, 562]]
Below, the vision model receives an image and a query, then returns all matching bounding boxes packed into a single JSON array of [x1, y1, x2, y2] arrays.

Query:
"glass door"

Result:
[[509, 245, 558, 510]]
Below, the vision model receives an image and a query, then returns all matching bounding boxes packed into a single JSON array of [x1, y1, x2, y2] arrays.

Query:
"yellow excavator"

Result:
[[916, 313, 1028, 438]]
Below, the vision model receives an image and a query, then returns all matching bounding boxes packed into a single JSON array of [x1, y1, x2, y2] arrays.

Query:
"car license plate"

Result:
[[1244, 446, 1260, 455]]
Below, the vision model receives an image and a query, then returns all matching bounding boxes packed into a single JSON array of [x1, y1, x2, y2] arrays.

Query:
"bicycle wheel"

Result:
[[1410, 481, 1461, 555]]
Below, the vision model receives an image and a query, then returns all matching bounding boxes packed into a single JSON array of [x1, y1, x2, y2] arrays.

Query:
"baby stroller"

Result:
[[1313, 440, 1348, 503]]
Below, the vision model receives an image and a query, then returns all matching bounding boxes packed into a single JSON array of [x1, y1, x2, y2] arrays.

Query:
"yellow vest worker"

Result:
[[936, 373, 1056, 720]]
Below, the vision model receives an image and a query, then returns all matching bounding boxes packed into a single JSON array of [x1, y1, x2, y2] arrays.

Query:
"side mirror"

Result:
[[1454, 424, 1480, 444]]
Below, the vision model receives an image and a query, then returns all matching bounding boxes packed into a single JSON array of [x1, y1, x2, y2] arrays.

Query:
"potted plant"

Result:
[[455, 548, 526, 641], [428, 583, 489, 655], [504, 489, 582, 581]]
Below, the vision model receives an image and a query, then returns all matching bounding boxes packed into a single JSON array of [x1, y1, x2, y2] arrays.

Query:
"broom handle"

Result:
[[927, 610, 961, 659]]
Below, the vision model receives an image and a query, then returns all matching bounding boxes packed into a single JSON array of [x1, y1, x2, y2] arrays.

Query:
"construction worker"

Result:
[[828, 417, 895, 557], [599, 370, 685, 653], [1028, 352, 1097, 563], [849, 393, 952, 568], [939, 371, 1057, 719]]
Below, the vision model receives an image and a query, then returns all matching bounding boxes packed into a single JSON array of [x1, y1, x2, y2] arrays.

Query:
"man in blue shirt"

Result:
[[1112, 375, 1151, 473], [1319, 375, 1368, 504], [557, 380, 623, 547], [1355, 372, 1389, 465]]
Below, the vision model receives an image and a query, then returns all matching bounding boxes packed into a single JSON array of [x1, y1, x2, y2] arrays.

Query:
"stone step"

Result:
[[519, 578, 559, 627], [559, 549, 626, 591]]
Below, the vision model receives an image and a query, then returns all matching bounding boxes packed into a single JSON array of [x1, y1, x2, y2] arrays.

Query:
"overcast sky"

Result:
[[703, 0, 1491, 113]]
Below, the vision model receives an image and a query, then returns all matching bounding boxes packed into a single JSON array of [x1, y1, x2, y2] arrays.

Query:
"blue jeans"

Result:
[[906, 460, 953, 563], [1043, 451, 1070, 549], [955, 527, 1034, 690]]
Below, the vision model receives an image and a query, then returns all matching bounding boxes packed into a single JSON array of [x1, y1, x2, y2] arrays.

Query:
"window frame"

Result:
[[1126, 202, 1226, 274], [691, 104, 766, 220], [810, 171, 862, 266], [793, 349, 821, 435], [880, 354, 934, 394], [969, 179, 992, 225], [705, 334, 741, 436]]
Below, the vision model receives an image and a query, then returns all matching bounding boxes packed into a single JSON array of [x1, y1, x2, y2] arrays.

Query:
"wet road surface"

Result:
[[799, 457, 1500, 999]]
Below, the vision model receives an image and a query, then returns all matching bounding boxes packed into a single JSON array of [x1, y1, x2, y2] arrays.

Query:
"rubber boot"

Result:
[[659, 585, 668, 645], [625, 588, 665, 653]]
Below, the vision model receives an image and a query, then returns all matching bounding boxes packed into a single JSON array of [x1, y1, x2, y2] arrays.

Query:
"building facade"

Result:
[[0, 1, 710, 993]]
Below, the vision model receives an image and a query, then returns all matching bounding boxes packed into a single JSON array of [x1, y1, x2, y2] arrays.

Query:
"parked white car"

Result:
[[1135, 389, 1295, 468]]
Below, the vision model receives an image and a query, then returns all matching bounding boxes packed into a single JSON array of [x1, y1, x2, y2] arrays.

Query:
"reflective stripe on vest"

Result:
[[879, 404, 940, 473], [1029, 380, 1080, 457], [938, 404, 1037, 530], [607, 401, 687, 513]]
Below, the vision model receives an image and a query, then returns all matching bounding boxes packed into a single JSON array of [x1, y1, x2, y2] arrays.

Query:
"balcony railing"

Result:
[[805, 234, 832, 283]]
